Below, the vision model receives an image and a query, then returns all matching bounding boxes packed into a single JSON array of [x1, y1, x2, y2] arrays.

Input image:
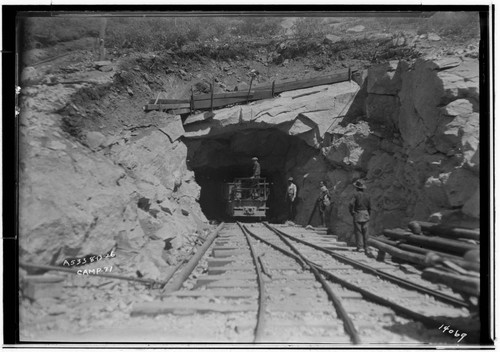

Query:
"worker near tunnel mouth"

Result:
[[251, 157, 261, 179], [349, 180, 371, 253], [318, 181, 332, 228], [286, 177, 297, 221]]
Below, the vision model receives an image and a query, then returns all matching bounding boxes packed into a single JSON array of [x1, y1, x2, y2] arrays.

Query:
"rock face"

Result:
[[184, 56, 480, 239], [19, 55, 479, 274], [19, 83, 207, 280], [327, 57, 480, 239], [183, 81, 361, 149]]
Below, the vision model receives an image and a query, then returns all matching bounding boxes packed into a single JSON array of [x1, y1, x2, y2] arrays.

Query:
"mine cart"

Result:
[[224, 177, 270, 219]]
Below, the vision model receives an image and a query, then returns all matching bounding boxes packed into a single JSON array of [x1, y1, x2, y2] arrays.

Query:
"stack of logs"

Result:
[[368, 221, 480, 299]]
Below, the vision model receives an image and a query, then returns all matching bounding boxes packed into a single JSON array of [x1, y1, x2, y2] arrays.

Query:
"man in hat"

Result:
[[251, 157, 261, 179], [286, 177, 297, 221], [318, 181, 332, 228], [349, 180, 371, 253]]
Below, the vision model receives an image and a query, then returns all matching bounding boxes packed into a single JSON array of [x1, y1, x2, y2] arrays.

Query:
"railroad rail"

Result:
[[130, 223, 479, 344]]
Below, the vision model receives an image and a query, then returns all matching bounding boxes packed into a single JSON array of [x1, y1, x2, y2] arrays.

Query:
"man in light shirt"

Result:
[[286, 177, 297, 221]]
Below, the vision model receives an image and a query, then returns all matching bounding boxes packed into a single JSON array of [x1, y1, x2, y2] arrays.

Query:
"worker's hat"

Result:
[[252, 157, 259, 161], [353, 180, 366, 189], [288, 177, 294, 181]]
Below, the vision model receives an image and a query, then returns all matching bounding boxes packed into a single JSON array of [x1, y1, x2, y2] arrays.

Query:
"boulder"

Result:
[[323, 122, 378, 169], [462, 187, 480, 219], [442, 169, 479, 208], [21, 66, 41, 84], [235, 82, 249, 92], [365, 94, 399, 128], [427, 33, 442, 41], [156, 115, 185, 142], [94, 60, 113, 68], [323, 34, 341, 44], [85, 131, 106, 151], [183, 81, 360, 141], [366, 61, 404, 95], [346, 25, 365, 33]]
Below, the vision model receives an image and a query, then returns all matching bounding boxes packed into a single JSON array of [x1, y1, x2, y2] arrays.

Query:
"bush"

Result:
[[231, 17, 282, 37], [292, 17, 327, 39], [425, 12, 479, 40], [23, 17, 100, 50]]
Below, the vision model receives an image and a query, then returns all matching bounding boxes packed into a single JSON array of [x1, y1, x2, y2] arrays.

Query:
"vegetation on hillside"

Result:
[[23, 12, 480, 53]]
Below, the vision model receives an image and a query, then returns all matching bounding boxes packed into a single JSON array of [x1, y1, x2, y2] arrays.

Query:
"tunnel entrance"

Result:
[[185, 128, 317, 222]]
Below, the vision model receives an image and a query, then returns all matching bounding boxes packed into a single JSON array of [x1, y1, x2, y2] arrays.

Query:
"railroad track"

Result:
[[131, 223, 478, 344]]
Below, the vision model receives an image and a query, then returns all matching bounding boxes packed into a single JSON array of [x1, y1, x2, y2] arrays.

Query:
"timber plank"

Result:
[[131, 301, 257, 316], [196, 273, 256, 283], [204, 280, 257, 288], [206, 259, 235, 267], [212, 249, 248, 258], [164, 289, 257, 298], [144, 69, 350, 113], [208, 266, 255, 274], [254, 71, 350, 93]]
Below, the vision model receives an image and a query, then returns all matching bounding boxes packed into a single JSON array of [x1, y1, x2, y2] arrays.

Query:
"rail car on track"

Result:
[[224, 177, 270, 219]]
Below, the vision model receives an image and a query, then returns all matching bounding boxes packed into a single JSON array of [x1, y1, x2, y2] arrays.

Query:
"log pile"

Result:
[[368, 221, 480, 298]]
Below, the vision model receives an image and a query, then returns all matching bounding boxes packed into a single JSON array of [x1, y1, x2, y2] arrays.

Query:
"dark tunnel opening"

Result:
[[185, 128, 318, 223]]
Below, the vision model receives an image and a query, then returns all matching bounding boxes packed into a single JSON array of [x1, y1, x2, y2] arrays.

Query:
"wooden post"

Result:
[[307, 201, 319, 226], [348, 67, 352, 82], [271, 80, 275, 97], [99, 18, 107, 61], [247, 75, 254, 104], [190, 87, 194, 114], [210, 81, 214, 112], [154, 92, 161, 105]]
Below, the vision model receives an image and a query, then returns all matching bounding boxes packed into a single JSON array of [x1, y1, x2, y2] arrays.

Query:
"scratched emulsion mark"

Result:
[[438, 324, 467, 343]]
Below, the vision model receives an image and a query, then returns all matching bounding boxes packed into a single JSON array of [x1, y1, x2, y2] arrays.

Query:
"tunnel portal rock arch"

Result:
[[184, 128, 317, 221]]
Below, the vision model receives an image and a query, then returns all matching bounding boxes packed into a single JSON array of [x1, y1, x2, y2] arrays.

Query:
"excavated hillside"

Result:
[[19, 24, 480, 279], [18, 16, 481, 339]]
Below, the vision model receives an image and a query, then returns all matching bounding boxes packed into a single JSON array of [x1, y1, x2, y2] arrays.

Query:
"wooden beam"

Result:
[[145, 69, 351, 113], [382, 228, 478, 256], [253, 70, 350, 93], [375, 237, 480, 272], [415, 221, 480, 241], [145, 91, 274, 112], [422, 268, 480, 296], [367, 238, 427, 266]]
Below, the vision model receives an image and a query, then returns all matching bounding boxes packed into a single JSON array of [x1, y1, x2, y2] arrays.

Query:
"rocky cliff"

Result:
[[183, 56, 480, 240], [19, 81, 207, 280], [19, 55, 479, 276]]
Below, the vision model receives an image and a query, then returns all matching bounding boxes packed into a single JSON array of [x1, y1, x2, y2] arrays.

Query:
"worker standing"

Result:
[[251, 157, 261, 178], [349, 180, 371, 253], [286, 177, 297, 221], [318, 181, 332, 228]]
